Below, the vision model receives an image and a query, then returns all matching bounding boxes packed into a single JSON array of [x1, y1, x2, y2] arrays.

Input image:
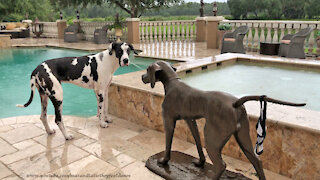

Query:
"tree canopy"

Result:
[[228, 0, 320, 20], [51, 0, 182, 18]]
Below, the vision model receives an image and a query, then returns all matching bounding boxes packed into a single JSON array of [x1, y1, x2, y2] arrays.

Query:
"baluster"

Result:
[[241, 22, 248, 48], [158, 22, 162, 41], [299, 24, 306, 51], [172, 22, 176, 41], [181, 23, 185, 41], [140, 22, 144, 42], [253, 22, 259, 50], [176, 22, 180, 41], [279, 23, 285, 41], [308, 24, 316, 55], [154, 22, 158, 42], [145, 23, 149, 42], [286, 23, 293, 34], [186, 22, 190, 41], [266, 23, 272, 42], [163, 22, 167, 41], [272, 23, 279, 42], [230, 22, 235, 31], [247, 22, 253, 51], [167, 22, 171, 41], [317, 25, 320, 58], [190, 21, 194, 41], [259, 22, 266, 44], [149, 22, 153, 42]]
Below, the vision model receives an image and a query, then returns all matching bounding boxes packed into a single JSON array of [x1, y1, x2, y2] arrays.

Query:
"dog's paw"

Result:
[[105, 117, 113, 123], [192, 158, 205, 167], [47, 129, 56, 135], [100, 122, 109, 128], [157, 157, 169, 165], [65, 134, 74, 140]]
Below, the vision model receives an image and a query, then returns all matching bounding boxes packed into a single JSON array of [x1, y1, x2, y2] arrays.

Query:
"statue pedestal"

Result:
[[146, 151, 251, 180]]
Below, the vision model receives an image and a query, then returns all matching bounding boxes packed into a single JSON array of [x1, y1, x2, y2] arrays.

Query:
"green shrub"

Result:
[[218, 23, 231, 31]]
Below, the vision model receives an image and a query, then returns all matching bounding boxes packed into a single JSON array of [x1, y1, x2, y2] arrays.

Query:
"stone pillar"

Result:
[[56, 20, 67, 39], [196, 17, 206, 42], [0, 35, 11, 48], [206, 16, 224, 49], [126, 18, 140, 44]]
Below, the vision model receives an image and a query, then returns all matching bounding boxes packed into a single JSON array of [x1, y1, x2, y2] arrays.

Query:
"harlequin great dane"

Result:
[[17, 42, 136, 140]]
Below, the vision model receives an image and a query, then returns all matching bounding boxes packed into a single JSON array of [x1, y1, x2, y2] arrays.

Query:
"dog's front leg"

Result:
[[103, 87, 112, 123], [96, 90, 108, 128], [185, 119, 206, 167], [158, 114, 176, 165]]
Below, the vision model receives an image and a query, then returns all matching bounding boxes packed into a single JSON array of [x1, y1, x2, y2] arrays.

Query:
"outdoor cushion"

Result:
[[281, 40, 291, 44], [6, 23, 16, 30], [224, 38, 236, 42]]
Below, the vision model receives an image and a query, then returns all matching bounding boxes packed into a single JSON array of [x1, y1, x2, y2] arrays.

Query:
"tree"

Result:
[[305, 0, 320, 19], [51, 0, 182, 18]]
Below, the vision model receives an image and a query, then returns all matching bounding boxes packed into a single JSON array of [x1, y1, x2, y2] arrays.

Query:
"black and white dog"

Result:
[[17, 42, 136, 140]]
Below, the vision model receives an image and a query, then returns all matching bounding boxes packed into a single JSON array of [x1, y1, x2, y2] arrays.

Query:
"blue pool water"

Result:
[[0, 48, 154, 118], [182, 62, 319, 111]]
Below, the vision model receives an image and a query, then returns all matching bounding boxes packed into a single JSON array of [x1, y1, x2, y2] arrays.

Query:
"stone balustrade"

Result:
[[140, 20, 196, 42], [42, 22, 58, 38], [220, 20, 320, 56]]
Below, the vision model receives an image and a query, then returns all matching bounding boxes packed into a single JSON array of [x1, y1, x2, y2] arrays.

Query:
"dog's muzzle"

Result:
[[142, 73, 149, 84], [123, 58, 129, 66]]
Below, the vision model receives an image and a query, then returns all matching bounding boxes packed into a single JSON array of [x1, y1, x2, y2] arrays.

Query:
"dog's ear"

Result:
[[108, 42, 116, 55], [128, 43, 138, 55], [148, 63, 161, 88]]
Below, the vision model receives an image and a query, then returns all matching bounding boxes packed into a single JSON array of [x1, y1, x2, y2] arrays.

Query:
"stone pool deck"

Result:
[[0, 115, 290, 180]]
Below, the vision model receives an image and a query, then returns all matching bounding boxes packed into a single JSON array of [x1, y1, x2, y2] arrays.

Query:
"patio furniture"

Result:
[[93, 25, 109, 44], [64, 24, 79, 42], [278, 27, 313, 59], [260, 42, 280, 55], [221, 26, 248, 54]]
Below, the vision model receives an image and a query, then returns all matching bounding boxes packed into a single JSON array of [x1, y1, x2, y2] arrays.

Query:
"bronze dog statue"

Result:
[[142, 61, 305, 180]]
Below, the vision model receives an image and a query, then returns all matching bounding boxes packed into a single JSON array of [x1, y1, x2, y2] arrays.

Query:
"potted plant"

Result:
[[218, 23, 232, 49], [109, 14, 124, 42]]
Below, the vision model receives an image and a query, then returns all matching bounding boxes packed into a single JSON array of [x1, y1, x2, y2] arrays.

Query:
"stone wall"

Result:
[[108, 83, 320, 179]]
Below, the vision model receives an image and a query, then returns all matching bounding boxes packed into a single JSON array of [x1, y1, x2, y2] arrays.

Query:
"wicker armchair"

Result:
[[278, 27, 313, 59], [93, 25, 109, 44], [221, 26, 248, 54], [64, 25, 79, 42]]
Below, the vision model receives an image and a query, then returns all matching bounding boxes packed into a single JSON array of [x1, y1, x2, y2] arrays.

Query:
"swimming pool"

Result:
[[0, 47, 156, 118], [182, 61, 319, 111]]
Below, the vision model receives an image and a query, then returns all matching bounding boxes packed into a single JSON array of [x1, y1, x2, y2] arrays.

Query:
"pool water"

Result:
[[0, 48, 154, 118], [182, 62, 320, 111]]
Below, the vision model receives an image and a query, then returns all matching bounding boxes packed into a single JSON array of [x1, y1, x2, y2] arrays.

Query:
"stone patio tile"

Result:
[[0, 138, 17, 157], [71, 136, 96, 148], [0, 143, 46, 165], [0, 124, 45, 144], [16, 115, 41, 124], [1, 175, 21, 180], [107, 153, 136, 168], [0, 119, 3, 126], [128, 130, 194, 153], [0, 162, 13, 179], [111, 116, 148, 134], [53, 155, 118, 180], [78, 124, 139, 141], [63, 116, 88, 130], [8, 144, 89, 179], [33, 130, 83, 149], [0, 126, 13, 133], [1, 117, 17, 126], [118, 161, 164, 180], [13, 139, 38, 150], [120, 143, 155, 162], [82, 137, 136, 161]]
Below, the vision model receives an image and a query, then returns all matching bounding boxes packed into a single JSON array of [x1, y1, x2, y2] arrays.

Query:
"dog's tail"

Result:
[[16, 76, 36, 108], [233, 95, 306, 108]]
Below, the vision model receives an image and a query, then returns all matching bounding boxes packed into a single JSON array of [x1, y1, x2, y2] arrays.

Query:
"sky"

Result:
[[184, 0, 227, 2]]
